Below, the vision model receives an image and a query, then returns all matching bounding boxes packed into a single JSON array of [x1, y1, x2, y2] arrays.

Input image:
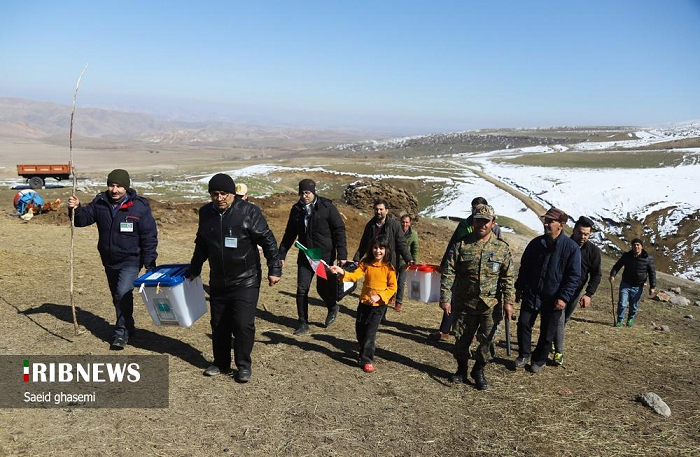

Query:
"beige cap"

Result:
[[235, 183, 248, 196]]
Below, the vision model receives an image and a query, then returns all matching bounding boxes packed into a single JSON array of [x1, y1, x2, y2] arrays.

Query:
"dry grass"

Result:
[[0, 185, 698, 456]]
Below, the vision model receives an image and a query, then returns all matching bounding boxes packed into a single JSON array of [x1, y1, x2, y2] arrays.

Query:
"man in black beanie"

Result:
[[190, 173, 282, 383], [68, 169, 158, 350], [279, 178, 348, 335]]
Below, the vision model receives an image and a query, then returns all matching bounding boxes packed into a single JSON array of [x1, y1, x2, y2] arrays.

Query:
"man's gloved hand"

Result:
[[188, 266, 202, 280], [145, 261, 157, 271]]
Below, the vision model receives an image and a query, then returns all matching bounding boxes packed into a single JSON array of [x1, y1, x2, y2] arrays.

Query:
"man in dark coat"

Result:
[[278, 179, 348, 336], [354, 198, 413, 275], [514, 207, 581, 373], [68, 169, 158, 350], [552, 216, 602, 365], [610, 238, 656, 327], [190, 173, 281, 383]]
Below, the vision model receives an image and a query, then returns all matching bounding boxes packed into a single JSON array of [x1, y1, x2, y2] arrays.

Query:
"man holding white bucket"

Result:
[[439, 204, 514, 390], [190, 173, 281, 383]]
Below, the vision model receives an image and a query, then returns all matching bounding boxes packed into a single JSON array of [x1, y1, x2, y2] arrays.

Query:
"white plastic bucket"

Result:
[[133, 264, 207, 327], [406, 264, 441, 303]]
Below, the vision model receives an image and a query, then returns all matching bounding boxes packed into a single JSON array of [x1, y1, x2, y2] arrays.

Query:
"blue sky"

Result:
[[1, 0, 699, 134]]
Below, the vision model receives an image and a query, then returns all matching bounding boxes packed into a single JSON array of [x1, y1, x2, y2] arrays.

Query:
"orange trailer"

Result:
[[17, 163, 72, 189]]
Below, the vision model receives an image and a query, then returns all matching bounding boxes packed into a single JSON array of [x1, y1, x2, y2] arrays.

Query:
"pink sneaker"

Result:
[[362, 363, 376, 373]]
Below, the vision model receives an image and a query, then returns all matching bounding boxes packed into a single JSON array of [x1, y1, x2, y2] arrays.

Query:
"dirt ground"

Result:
[[0, 185, 699, 457]]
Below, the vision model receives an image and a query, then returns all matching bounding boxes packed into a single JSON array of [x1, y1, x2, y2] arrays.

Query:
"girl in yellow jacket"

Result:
[[330, 234, 397, 373]]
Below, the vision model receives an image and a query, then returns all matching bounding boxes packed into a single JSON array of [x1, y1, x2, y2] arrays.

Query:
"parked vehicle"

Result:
[[17, 163, 72, 189]]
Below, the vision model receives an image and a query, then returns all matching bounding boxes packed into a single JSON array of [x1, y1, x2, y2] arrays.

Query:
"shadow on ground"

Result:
[[21, 302, 208, 369]]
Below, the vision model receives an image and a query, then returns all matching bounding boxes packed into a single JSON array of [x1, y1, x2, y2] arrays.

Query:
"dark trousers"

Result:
[[296, 263, 336, 323], [356, 303, 387, 365], [395, 267, 407, 304], [210, 286, 260, 372], [517, 304, 563, 366], [453, 302, 502, 364], [553, 291, 582, 354], [104, 265, 140, 340]]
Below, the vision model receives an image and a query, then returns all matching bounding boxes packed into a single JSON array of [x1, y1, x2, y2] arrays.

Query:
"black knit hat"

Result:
[[208, 173, 236, 194], [298, 179, 316, 194], [107, 169, 131, 190]]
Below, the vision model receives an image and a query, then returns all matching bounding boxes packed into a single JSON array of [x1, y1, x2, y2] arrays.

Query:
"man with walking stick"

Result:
[[68, 169, 158, 350], [609, 238, 656, 327]]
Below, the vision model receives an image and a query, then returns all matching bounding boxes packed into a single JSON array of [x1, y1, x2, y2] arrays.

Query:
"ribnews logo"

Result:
[[2, 355, 169, 408], [22, 357, 141, 383]]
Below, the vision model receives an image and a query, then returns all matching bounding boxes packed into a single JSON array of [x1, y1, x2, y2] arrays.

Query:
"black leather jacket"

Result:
[[190, 199, 281, 289]]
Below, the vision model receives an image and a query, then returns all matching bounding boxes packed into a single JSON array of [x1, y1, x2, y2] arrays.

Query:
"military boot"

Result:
[[449, 360, 468, 383], [471, 361, 488, 390]]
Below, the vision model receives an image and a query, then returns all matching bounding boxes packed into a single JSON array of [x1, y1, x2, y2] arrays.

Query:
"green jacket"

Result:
[[398, 227, 419, 268], [440, 231, 514, 309]]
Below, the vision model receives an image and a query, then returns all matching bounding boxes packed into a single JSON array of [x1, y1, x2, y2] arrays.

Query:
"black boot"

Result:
[[449, 360, 468, 383], [325, 305, 339, 327], [471, 361, 488, 390]]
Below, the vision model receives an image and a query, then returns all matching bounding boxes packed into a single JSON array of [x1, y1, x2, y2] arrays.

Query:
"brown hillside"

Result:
[[0, 188, 698, 456]]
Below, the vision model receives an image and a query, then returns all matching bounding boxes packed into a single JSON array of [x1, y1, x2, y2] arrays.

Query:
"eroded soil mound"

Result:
[[343, 180, 419, 217]]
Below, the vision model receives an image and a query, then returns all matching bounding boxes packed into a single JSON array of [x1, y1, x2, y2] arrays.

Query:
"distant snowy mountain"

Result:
[[330, 122, 700, 281]]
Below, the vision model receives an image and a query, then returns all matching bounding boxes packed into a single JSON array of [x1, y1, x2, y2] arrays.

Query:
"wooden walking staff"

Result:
[[69, 64, 88, 335], [609, 278, 616, 326]]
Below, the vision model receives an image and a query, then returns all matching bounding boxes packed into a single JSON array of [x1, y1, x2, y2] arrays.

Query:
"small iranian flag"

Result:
[[295, 241, 329, 280]]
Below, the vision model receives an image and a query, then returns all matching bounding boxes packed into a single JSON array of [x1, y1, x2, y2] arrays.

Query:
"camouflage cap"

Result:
[[472, 203, 496, 220]]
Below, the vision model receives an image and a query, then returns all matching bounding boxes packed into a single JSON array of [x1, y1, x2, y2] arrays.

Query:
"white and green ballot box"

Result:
[[133, 264, 207, 327]]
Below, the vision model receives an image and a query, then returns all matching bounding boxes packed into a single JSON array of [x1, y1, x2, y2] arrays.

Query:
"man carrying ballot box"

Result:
[[190, 173, 281, 383]]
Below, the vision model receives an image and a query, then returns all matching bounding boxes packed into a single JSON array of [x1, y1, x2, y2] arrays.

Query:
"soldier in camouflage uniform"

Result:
[[439, 204, 514, 390]]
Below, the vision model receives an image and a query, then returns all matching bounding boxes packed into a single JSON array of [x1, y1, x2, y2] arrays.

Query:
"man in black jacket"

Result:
[[514, 207, 581, 373], [610, 238, 656, 327], [552, 216, 602, 365], [68, 169, 158, 350], [354, 198, 413, 277], [279, 179, 347, 336], [190, 173, 281, 383]]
